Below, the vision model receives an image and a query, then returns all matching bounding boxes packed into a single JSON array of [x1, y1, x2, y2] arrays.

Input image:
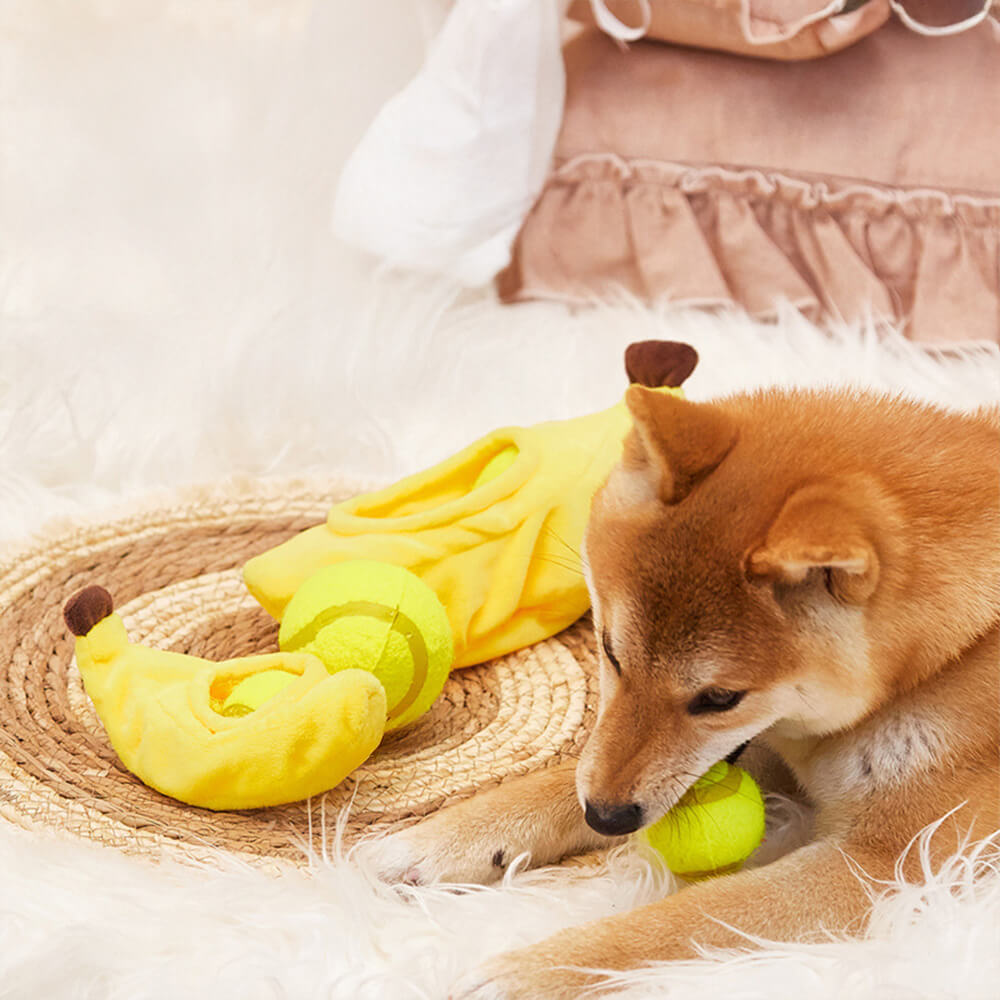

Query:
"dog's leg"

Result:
[[359, 760, 619, 885], [451, 837, 893, 1000]]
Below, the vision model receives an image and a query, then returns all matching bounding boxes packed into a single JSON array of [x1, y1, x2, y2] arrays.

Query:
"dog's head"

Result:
[[577, 344, 901, 836]]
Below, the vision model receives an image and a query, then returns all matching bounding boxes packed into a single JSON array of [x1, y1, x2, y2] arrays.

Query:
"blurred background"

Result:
[[2, 0, 997, 542]]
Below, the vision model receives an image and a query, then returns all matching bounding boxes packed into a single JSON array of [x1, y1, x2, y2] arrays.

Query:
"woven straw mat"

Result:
[[0, 481, 599, 870]]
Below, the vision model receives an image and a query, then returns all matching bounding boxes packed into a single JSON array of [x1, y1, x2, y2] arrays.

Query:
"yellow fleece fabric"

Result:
[[245, 388, 683, 668]]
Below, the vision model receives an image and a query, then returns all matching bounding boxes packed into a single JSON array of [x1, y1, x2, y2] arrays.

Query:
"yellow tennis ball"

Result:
[[473, 445, 519, 489], [278, 560, 454, 732], [639, 762, 766, 879], [220, 669, 297, 717]]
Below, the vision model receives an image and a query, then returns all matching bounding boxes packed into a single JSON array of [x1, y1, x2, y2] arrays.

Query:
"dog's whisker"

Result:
[[529, 553, 585, 577], [540, 524, 583, 561]]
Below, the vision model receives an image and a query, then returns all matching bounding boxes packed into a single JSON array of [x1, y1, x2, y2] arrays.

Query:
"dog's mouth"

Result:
[[580, 740, 753, 837]]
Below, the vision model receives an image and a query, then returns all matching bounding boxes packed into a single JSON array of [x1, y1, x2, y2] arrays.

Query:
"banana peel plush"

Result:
[[245, 387, 686, 668], [64, 586, 386, 810]]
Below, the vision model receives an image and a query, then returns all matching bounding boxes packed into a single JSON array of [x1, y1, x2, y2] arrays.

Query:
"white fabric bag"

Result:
[[332, 0, 567, 285]]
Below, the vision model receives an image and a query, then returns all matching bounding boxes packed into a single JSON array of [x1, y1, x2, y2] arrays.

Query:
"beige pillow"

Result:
[[499, 19, 1000, 345], [568, 0, 892, 60]]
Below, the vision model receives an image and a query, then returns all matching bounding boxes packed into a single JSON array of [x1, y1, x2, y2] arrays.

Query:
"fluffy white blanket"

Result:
[[2, 3, 999, 998]]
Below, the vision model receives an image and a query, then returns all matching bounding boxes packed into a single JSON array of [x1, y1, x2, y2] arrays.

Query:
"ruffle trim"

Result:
[[500, 154, 1000, 345]]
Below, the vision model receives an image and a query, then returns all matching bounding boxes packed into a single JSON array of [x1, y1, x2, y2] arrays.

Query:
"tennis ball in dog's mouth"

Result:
[[278, 560, 454, 731], [639, 762, 766, 879], [220, 669, 297, 717]]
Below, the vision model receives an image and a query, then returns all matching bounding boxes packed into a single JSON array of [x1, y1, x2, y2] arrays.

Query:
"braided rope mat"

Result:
[[0, 481, 599, 869]]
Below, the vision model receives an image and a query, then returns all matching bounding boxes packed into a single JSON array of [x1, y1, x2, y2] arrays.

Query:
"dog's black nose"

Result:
[[584, 800, 644, 836]]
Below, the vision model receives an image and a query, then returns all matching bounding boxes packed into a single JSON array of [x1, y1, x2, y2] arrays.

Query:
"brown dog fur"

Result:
[[369, 350, 1000, 1000]]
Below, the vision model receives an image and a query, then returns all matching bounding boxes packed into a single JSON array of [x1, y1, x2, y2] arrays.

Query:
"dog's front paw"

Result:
[[356, 808, 515, 886], [450, 948, 594, 1000]]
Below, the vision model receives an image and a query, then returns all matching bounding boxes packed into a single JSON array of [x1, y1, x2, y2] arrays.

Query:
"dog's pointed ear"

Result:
[[746, 481, 883, 604], [624, 386, 738, 504]]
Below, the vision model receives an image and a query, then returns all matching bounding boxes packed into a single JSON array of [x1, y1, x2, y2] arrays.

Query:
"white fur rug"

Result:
[[2, 3, 1000, 998]]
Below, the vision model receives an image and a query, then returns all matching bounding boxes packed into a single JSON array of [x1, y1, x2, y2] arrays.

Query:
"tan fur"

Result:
[[366, 384, 1000, 1000]]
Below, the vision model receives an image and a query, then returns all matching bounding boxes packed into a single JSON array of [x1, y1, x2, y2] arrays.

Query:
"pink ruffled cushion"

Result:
[[501, 157, 1000, 344], [500, 20, 1000, 345]]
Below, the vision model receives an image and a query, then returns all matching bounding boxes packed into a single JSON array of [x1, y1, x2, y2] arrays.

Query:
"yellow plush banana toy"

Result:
[[245, 387, 686, 668], [65, 586, 388, 810]]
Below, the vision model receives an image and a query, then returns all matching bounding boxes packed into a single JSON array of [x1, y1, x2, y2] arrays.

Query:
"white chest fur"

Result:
[[766, 698, 950, 807]]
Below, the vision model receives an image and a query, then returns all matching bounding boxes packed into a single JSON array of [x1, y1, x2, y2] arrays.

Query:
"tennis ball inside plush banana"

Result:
[[278, 560, 454, 731], [219, 669, 298, 717], [638, 762, 766, 879], [472, 445, 519, 488]]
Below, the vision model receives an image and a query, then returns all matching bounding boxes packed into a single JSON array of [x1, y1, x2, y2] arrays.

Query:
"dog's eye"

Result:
[[601, 630, 622, 675], [687, 687, 746, 715]]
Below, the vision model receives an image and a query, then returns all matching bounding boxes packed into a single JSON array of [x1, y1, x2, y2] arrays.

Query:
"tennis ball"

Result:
[[220, 669, 297, 717], [278, 560, 454, 731], [473, 445, 518, 489], [639, 762, 766, 879]]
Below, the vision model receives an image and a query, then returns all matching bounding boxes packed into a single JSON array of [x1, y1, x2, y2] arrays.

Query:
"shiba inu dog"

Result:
[[369, 342, 1000, 1000]]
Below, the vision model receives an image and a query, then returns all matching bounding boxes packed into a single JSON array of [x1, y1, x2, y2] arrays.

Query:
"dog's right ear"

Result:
[[622, 387, 738, 505], [746, 478, 898, 604]]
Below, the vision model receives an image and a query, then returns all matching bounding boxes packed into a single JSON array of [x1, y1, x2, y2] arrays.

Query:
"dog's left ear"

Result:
[[624, 386, 738, 504], [746, 479, 893, 604]]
